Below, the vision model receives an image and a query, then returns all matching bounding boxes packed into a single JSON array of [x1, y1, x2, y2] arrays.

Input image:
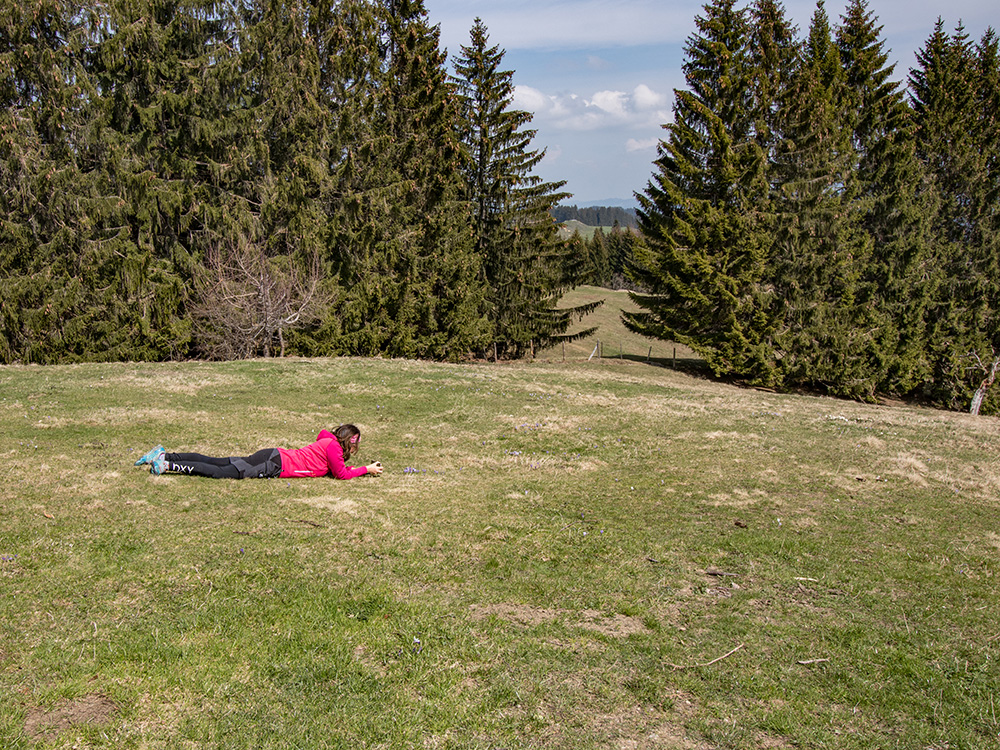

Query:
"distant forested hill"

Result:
[[551, 205, 638, 229]]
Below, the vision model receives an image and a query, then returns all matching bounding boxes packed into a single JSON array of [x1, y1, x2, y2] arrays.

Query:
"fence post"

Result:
[[673, 347, 676, 369]]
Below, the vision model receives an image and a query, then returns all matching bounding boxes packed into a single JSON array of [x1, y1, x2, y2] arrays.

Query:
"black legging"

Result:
[[164, 448, 282, 479]]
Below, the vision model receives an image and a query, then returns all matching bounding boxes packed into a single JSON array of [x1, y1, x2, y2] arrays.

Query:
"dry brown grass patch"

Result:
[[887, 454, 932, 487], [24, 693, 118, 740], [109, 370, 242, 396], [468, 603, 649, 638], [705, 488, 771, 508]]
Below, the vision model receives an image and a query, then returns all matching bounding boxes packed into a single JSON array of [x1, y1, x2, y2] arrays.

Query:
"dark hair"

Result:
[[333, 424, 361, 459]]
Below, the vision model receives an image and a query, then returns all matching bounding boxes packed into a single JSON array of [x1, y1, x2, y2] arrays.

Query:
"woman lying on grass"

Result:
[[134, 424, 383, 480]]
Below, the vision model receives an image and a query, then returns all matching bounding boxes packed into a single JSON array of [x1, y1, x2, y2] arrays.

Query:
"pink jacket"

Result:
[[278, 430, 368, 479]]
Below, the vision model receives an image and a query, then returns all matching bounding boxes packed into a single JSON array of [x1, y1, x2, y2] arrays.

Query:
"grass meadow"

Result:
[[546, 286, 701, 367], [1, 349, 999, 748]]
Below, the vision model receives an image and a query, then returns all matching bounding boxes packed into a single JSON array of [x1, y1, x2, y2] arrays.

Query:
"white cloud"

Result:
[[632, 83, 667, 110], [512, 85, 553, 113], [514, 82, 670, 133], [626, 137, 660, 153], [588, 90, 629, 118]]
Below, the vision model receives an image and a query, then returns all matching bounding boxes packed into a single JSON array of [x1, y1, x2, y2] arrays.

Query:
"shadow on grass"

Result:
[[530, 350, 711, 377], [608, 352, 709, 374]]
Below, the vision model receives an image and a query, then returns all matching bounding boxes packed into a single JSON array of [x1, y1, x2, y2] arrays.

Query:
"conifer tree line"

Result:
[[627, 0, 1000, 414], [0, 1, 595, 364], [578, 224, 647, 291], [551, 205, 638, 229]]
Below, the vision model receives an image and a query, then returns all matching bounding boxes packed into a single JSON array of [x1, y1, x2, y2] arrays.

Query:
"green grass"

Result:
[[544, 285, 701, 369], [557, 219, 598, 241], [2, 356, 999, 748]]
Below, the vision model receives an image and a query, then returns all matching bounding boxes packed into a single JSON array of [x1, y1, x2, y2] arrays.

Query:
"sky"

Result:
[[424, 0, 996, 206]]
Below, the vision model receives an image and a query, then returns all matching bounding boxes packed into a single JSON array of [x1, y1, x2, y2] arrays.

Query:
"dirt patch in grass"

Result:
[[24, 693, 117, 740], [705, 488, 771, 508], [469, 603, 648, 638], [605, 717, 709, 750], [750, 733, 794, 749], [531, 697, 711, 750], [578, 610, 649, 638], [469, 603, 559, 627]]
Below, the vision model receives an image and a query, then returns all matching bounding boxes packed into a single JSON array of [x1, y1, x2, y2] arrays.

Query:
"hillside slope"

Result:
[[556, 219, 596, 241], [542, 285, 700, 367]]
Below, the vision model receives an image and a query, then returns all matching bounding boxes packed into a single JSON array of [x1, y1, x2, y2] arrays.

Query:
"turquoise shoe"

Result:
[[135, 445, 165, 466], [150, 456, 168, 475]]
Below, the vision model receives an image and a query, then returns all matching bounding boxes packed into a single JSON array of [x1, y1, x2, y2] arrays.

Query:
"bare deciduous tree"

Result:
[[192, 234, 333, 359], [968, 348, 1000, 416]]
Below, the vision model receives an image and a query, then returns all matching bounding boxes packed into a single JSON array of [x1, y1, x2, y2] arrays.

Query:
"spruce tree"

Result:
[[85, 0, 245, 360], [453, 18, 595, 359], [978, 28, 1000, 215], [969, 27, 1000, 413], [0, 0, 170, 362], [769, 1, 871, 395], [747, 0, 799, 162], [911, 22, 1000, 413], [626, 0, 773, 380], [588, 228, 611, 287], [607, 222, 639, 289], [563, 232, 594, 288], [1, 0, 86, 361], [327, 0, 489, 361], [834, 0, 936, 397]]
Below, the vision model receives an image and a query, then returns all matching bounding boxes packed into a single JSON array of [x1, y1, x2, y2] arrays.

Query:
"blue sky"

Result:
[[425, 0, 996, 206]]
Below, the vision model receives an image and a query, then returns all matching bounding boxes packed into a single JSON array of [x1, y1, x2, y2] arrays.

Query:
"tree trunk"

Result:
[[970, 355, 1000, 416]]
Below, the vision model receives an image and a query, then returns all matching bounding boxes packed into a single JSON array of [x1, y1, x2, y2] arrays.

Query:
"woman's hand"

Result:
[[367, 462, 383, 476]]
